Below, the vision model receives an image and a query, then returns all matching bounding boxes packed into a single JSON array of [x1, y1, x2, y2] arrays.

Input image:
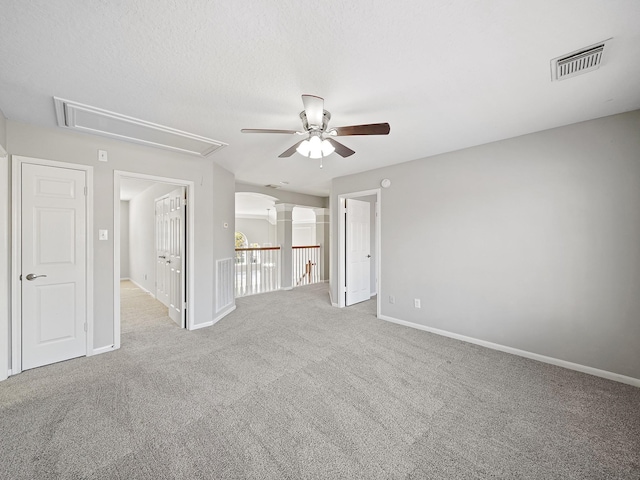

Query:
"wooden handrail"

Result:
[[235, 246, 281, 251], [292, 245, 320, 249]]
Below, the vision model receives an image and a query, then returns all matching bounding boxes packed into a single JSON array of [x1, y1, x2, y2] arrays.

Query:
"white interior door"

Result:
[[155, 196, 170, 307], [167, 188, 185, 327], [345, 198, 371, 306], [21, 163, 87, 370]]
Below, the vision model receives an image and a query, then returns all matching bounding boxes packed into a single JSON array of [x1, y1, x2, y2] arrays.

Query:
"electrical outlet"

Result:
[[414, 298, 421, 308], [389, 295, 395, 304]]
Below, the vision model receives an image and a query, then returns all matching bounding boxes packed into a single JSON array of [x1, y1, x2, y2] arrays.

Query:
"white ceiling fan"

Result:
[[241, 94, 390, 166]]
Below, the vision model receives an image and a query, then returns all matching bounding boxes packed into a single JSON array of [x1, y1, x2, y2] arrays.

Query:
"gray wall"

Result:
[[0, 107, 6, 149], [236, 182, 328, 208], [119, 201, 130, 279], [3, 121, 235, 357], [331, 110, 640, 380], [0, 109, 7, 380], [292, 222, 315, 246], [235, 217, 275, 246], [128, 183, 177, 293]]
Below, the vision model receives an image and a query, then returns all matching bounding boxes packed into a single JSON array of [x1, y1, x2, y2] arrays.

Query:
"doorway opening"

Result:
[[113, 171, 195, 349], [337, 189, 381, 316]]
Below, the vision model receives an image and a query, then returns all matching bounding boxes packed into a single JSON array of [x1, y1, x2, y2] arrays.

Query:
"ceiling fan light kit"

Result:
[[296, 134, 335, 159], [242, 94, 390, 168]]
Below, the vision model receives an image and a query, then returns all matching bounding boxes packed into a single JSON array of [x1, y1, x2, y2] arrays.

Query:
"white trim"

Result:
[[127, 277, 156, 298], [213, 304, 236, 325], [337, 188, 382, 318], [191, 304, 237, 331], [11, 156, 94, 375], [190, 320, 214, 330], [379, 314, 640, 388], [113, 171, 196, 346], [0, 143, 7, 158], [91, 344, 116, 356], [120, 277, 130, 281]]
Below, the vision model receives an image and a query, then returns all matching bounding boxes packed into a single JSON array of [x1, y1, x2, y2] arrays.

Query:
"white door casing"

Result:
[[114, 171, 195, 347], [345, 198, 371, 306], [20, 162, 88, 370]]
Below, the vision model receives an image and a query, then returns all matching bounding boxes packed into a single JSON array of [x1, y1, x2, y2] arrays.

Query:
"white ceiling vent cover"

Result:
[[54, 97, 227, 157], [551, 39, 610, 81]]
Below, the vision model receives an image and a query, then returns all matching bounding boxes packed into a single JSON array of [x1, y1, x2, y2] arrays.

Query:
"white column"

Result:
[[314, 208, 329, 282], [275, 203, 294, 290]]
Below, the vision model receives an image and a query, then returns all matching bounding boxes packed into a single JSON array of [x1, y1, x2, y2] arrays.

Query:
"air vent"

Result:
[[53, 97, 227, 157], [551, 39, 610, 81]]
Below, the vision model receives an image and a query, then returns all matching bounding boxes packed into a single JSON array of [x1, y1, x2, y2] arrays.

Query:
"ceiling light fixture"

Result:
[[296, 132, 335, 168]]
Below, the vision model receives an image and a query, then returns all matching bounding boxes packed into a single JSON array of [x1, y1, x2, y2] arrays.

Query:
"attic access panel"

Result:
[[54, 97, 227, 157]]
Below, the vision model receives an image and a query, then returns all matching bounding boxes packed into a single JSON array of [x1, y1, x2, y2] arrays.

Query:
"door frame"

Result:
[[337, 188, 381, 316], [113, 171, 195, 345], [11, 155, 94, 375]]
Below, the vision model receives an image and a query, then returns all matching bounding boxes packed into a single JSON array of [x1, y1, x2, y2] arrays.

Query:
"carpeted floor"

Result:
[[0, 280, 638, 479]]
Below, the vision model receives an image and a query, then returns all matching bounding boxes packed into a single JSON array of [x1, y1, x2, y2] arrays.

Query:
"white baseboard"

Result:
[[213, 304, 236, 325], [190, 320, 214, 330], [120, 277, 130, 281], [281, 286, 293, 291], [128, 278, 156, 299], [91, 344, 117, 356], [190, 304, 237, 331], [379, 314, 640, 388]]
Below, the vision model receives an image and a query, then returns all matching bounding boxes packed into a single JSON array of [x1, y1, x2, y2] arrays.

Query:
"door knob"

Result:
[[159, 255, 166, 259], [366, 254, 371, 258], [25, 273, 47, 281]]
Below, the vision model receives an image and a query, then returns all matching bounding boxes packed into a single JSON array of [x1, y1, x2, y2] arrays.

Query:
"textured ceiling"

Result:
[[1, 1, 639, 196]]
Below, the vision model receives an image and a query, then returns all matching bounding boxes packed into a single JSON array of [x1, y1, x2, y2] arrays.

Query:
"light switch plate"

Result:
[[98, 150, 108, 162], [99, 229, 108, 240]]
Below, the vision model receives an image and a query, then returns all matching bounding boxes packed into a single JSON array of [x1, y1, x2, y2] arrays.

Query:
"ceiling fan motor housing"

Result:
[[299, 110, 331, 132]]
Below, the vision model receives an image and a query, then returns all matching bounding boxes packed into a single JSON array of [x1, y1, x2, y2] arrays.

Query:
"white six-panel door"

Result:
[[345, 198, 371, 306], [155, 188, 185, 327], [21, 163, 87, 370], [167, 188, 185, 327], [155, 196, 170, 307]]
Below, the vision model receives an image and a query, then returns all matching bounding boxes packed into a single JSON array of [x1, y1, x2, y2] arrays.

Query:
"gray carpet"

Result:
[[0, 281, 638, 479]]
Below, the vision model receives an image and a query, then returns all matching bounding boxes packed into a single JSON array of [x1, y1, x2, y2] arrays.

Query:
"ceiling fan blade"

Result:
[[326, 138, 355, 157], [333, 123, 390, 136], [241, 128, 298, 134], [278, 139, 306, 158], [302, 94, 324, 127]]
